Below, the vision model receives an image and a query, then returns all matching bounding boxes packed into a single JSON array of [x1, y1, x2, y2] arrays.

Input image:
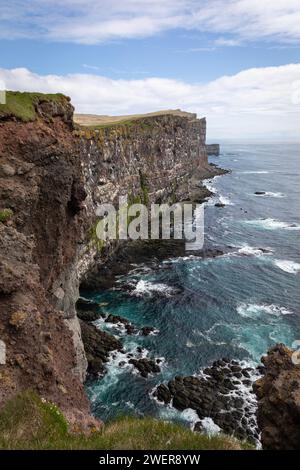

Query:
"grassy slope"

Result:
[[74, 109, 195, 129], [0, 91, 67, 121], [0, 92, 194, 128], [0, 392, 253, 450]]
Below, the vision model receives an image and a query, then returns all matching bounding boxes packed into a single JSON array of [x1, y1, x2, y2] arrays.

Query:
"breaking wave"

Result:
[[130, 280, 178, 297], [245, 218, 300, 230], [237, 303, 293, 319], [274, 259, 300, 274], [254, 191, 285, 198]]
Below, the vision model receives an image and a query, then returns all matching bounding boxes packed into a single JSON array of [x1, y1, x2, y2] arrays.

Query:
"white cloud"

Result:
[[1, 64, 299, 139], [214, 38, 241, 47], [1, 0, 300, 45]]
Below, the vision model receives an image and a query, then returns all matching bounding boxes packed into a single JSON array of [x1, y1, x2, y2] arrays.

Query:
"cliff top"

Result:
[[0, 91, 199, 128], [74, 109, 198, 129], [0, 391, 253, 450], [0, 91, 71, 122]]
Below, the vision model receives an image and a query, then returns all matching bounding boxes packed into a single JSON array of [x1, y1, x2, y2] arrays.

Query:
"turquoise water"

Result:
[[85, 143, 300, 426]]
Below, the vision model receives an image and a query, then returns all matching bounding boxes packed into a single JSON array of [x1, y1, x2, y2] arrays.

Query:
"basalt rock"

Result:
[[76, 298, 103, 322], [254, 343, 300, 450], [105, 313, 137, 335], [206, 144, 220, 156], [0, 93, 93, 426], [80, 320, 122, 377], [140, 326, 156, 336], [104, 313, 156, 337], [155, 359, 260, 444], [129, 358, 161, 378]]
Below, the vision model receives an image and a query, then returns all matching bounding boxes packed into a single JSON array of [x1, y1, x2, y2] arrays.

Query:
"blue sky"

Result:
[[1, 33, 300, 83], [0, 0, 300, 139]]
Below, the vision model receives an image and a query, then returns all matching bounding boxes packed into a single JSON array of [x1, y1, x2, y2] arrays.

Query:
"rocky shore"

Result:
[[154, 360, 260, 444]]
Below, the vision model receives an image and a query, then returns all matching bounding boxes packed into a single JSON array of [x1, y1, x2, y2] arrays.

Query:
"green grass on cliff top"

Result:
[[0, 91, 67, 122], [0, 391, 254, 450], [74, 109, 195, 130]]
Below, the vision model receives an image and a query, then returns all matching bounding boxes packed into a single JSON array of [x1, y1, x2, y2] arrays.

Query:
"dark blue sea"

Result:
[[85, 143, 300, 429]]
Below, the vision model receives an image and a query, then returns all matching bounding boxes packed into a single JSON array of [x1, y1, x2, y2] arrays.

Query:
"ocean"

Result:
[[84, 142, 300, 431]]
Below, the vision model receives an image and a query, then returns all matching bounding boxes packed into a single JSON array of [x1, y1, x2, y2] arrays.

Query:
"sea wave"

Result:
[[254, 191, 285, 198], [130, 279, 178, 297], [274, 259, 300, 274], [198, 418, 221, 436], [203, 176, 234, 207], [219, 195, 234, 206], [203, 175, 221, 193], [237, 170, 269, 174], [237, 303, 293, 319], [245, 218, 300, 230], [236, 244, 272, 257], [156, 405, 200, 430]]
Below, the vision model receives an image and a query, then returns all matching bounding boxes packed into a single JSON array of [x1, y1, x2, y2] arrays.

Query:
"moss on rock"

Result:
[[0, 91, 69, 122]]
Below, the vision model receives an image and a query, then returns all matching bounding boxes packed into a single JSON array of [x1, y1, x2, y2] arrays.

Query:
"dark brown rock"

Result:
[[156, 360, 259, 443], [129, 358, 161, 378], [140, 326, 155, 336], [254, 343, 300, 450], [76, 298, 102, 322], [80, 320, 122, 377]]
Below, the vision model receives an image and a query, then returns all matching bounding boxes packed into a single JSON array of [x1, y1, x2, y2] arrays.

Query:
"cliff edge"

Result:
[[0, 91, 217, 425]]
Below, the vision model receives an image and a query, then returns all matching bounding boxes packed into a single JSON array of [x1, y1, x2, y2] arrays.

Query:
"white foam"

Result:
[[131, 280, 177, 297], [157, 405, 199, 430], [199, 417, 221, 436], [203, 176, 221, 193], [245, 218, 300, 231], [236, 244, 272, 257], [274, 259, 300, 274], [254, 191, 285, 198], [204, 181, 217, 193], [219, 195, 234, 206], [238, 170, 269, 174], [237, 303, 293, 319]]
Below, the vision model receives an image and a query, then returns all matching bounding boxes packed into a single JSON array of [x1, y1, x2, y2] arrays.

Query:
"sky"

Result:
[[0, 0, 300, 140]]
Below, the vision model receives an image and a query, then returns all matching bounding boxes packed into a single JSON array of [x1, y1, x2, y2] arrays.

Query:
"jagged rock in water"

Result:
[[80, 320, 122, 377], [76, 298, 103, 322], [129, 358, 161, 378], [154, 359, 260, 444], [206, 144, 220, 156]]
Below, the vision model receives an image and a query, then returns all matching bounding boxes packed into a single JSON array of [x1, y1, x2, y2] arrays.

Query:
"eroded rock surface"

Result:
[[0, 92, 224, 425], [155, 359, 260, 444], [254, 344, 300, 450]]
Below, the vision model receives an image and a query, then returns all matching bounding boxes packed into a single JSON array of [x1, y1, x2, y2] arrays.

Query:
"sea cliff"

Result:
[[0, 92, 220, 425]]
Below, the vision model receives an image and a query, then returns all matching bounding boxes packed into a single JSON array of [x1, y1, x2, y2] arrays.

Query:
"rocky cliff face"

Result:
[[254, 344, 300, 450], [206, 144, 220, 156], [0, 92, 213, 422]]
